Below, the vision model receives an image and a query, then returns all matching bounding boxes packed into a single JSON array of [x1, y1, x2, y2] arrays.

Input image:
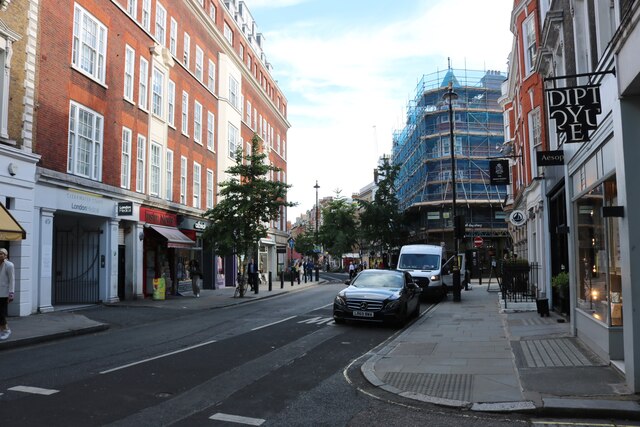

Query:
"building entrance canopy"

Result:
[[148, 224, 196, 248], [0, 202, 26, 240]]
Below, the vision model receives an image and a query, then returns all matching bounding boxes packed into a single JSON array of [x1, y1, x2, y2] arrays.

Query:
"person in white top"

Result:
[[348, 262, 355, 279], [0, 248, 15, 340]]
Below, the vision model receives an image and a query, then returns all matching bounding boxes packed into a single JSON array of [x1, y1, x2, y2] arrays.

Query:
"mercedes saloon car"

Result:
[[333, 269, 421, 326]]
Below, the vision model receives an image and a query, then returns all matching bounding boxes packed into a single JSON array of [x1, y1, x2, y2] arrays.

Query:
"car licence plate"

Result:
[[353, 310, 374, 318]]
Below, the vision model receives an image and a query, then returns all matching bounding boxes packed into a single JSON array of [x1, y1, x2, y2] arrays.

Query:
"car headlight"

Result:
[[385, 299, 401, 310], [334, 295, 346, 306], [430, 274, 440, 282]]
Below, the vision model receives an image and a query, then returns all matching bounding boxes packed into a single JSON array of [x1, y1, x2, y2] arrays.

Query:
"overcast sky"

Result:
[[248, 0, 513, 221]]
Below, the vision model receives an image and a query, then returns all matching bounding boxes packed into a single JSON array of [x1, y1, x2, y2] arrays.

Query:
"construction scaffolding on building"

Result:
[[392, 67, 510, 259]]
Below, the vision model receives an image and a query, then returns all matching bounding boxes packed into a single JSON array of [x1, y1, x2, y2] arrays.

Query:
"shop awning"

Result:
[[148, 225, 196, 248], [0, 202, 26, 241]]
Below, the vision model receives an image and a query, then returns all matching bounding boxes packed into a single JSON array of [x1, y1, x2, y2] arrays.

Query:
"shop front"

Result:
[[140, 207, 197, 297]]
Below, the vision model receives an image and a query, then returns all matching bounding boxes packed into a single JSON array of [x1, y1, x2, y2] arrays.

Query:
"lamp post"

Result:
[[314, 180, 320, 281], [443, 81, 462, 302]]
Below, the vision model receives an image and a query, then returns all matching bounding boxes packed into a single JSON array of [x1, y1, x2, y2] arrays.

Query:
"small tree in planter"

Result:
[[552, 271, 570, 315]]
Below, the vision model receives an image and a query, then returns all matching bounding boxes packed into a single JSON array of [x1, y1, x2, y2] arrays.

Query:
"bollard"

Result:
[[291, 271, 294, 286], [304, 272, 307, 283], [315, 267, 319, 282], [268, 271, 272, 291], [280, 272, 284, 289]]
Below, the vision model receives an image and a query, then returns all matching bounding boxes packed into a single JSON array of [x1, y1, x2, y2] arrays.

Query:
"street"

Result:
[[0, 278, 635, 426]]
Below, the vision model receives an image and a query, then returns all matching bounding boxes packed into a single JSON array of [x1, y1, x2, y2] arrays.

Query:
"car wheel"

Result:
[[411, 302, 420, 318], [334, 317, 345, 324]]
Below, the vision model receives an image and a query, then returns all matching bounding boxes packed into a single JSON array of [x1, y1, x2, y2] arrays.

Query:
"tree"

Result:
[[293, 230, 316, 258], [202, 134, 294, 296], [358, 158, 407, 258], [319, 193, 359, 262]]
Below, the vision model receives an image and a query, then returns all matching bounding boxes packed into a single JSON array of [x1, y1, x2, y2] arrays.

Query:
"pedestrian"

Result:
[[247, 258, 258, 291], [190, 259, 201, 298], [308, 260, 314, 281], [0, 248, 15, 340], [348, 262, 355, 279]]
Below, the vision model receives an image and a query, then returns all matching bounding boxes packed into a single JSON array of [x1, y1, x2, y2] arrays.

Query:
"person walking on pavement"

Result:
[[190, 259, 201, 298], [247, 258, 258, 292], [307, 260, 314, 281], [0, 248, 15, 340], [348, 262, 355, 279]]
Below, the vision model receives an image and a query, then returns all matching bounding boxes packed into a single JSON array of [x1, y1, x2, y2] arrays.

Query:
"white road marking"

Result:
[[8, 385, 59, 396], [99, 339, 217, 374], [312, 303, 332, 311], [251, 316, 297, 331], [210, 412, 265, 425], [298, 317, 334, 325]]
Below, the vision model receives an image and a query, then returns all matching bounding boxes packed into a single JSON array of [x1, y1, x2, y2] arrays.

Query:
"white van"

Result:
[[397, 244, 448, 299]]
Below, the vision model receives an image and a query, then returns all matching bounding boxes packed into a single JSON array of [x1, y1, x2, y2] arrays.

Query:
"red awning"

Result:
[[148, 225, 195, 248]]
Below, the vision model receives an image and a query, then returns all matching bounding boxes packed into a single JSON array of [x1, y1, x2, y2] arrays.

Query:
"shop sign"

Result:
[[140, 207, 177, 227], [509, 210, 527, 227], [489, 160, 510, 185], [194, 220, 207, 230], [536, 150, 564, 166], [117, 201, 133, 216], [547, 85, 602, 143]]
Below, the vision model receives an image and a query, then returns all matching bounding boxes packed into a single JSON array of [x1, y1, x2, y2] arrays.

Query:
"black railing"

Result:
[[500, 261, 539, 306]]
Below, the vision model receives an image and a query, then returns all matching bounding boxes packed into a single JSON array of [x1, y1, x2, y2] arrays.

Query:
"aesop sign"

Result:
[[547, 85, 602, 143], [536, 150, 564, 166], [489, 159, 510, 185]]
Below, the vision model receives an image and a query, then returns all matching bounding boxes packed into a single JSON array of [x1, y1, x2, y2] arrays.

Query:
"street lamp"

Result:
[[443, 81, 462, 302], [314, 180, 320, 281]]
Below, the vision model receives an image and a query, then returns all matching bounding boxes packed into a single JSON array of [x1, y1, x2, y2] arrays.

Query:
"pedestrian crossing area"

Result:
[[297, 316, 335, 326]]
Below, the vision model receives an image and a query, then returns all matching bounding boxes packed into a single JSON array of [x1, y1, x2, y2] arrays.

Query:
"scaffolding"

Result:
[[392, 67, 509, 246]]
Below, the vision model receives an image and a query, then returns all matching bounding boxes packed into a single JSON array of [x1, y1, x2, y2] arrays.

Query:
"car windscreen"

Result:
[[398, 253, 440, 270], [353, 273, 404, 288]]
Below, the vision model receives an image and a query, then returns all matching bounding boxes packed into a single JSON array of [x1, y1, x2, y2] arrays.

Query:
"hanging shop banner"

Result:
[[536, 150, 564, 166], [489, 159, 510, 185], [152, 277, 166, 300], [547, 85, 602, 143]]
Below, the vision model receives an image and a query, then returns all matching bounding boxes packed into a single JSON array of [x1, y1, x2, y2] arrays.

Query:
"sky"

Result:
[[248, 0, 514, 221]]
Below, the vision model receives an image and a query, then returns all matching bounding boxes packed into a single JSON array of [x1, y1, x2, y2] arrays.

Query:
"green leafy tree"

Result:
[[293, 230, 316, 257], [203, 134, 294, 296], [359, 158, 407, 256], [319, 193, 359, 261]]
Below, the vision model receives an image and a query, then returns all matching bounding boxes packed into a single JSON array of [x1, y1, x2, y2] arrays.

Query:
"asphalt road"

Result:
[[0, 278, 579, 427]]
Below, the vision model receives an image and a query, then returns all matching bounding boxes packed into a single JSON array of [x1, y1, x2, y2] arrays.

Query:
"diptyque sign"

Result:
[[489, 159, 510, 185], [536, 150, 564, 166], [547, 85, 602, 143]]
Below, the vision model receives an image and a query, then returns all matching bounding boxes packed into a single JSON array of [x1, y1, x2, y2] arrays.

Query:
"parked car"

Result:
[[333, 269, 421, 326]]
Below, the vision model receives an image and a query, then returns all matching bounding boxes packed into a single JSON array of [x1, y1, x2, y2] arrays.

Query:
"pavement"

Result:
[[2, 275, 639, 420]]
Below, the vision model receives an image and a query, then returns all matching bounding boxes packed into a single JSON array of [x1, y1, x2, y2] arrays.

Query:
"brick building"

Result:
[[3, 0, 289, 314]]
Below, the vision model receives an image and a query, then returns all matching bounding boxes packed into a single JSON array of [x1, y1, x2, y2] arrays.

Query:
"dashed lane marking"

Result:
[[8, 385, 59, 396], [209, 412, 265, 425], [297, 316, 334, 325], [251, 316, 297, 331]]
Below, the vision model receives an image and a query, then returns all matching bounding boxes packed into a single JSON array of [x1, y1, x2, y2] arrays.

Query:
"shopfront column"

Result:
[[135, 222, 144, 299], [105, 219, 119, 303], [37, 208, 54, 313]]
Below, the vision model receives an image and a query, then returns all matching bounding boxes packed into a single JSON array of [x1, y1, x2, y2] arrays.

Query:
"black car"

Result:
[[333, 269, 421, 326]]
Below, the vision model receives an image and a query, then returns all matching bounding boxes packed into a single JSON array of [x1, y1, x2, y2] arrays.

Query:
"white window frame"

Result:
[[141, 0, 151, 31], [152, 67, 164, 118], [183, 32, 190, 68], [167, 79, 175, 127], [193, 162, 201, 208], [121, 127, 132, 189], [169, 18, 177, 56], [246, 100, 251, 124], [207, 111, 215, 151], [136, 134, 146, 193], [209, 2, 216, 22], [165, 149, 174, 201], [124, 45, 135, 101], [228, 123, 239, 158], [68, 101, 103, 180], [127, 0, 137, 19], [150, 142, 161, 197], [207, 59, 216, 92], [229, 75, 239, 109], [223, 22, 233, 45], [194, 100, 202, 144], [72, 4, 107, 84], [206, 169, 214, 209], [180, 156, 187, 204], [138, 57, 148, 109], [155, 2, 166, 45], [195, 45, 204, 81], [523, 15, 537, 74], [181, 91, 189, 135]]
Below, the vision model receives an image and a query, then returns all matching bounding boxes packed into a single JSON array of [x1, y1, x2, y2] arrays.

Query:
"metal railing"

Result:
[[499, 261, 539, 306]]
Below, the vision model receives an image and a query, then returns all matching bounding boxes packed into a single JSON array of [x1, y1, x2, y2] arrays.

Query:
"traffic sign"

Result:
[[473, 236, 484, 248]]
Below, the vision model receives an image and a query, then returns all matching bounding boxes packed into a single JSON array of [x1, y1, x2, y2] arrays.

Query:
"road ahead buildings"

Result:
[[0, 0, 289, 315]]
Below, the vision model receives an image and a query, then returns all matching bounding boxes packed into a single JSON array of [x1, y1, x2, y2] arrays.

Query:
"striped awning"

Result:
[[0, 202, 25, 241]]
